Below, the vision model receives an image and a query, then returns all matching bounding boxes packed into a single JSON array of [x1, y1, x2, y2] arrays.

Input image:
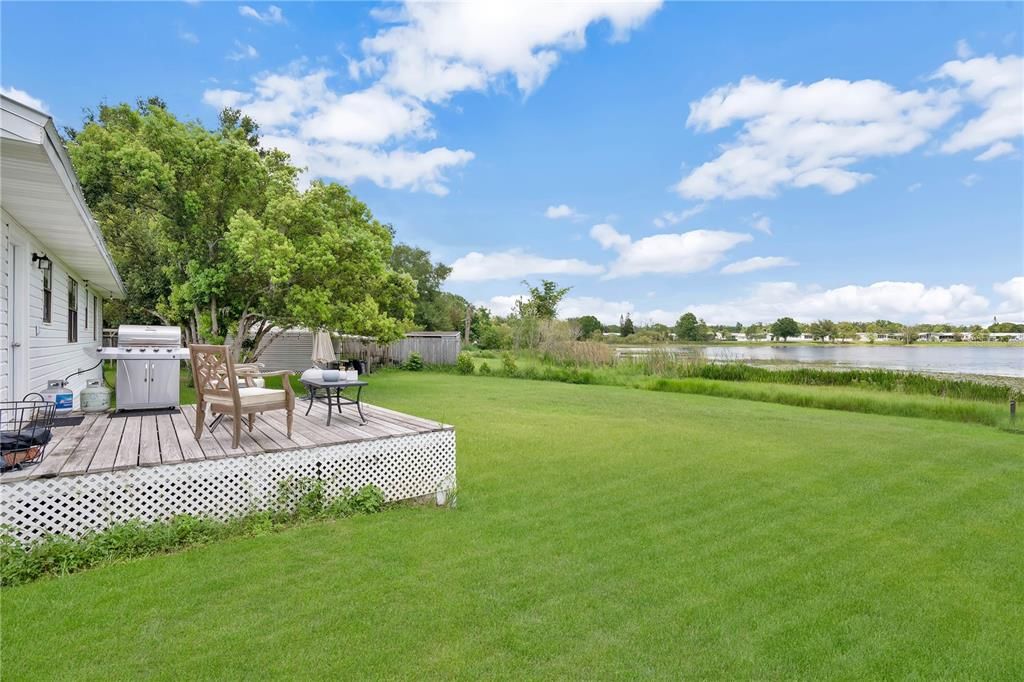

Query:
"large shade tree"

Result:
[[67, 99, 415, 360]]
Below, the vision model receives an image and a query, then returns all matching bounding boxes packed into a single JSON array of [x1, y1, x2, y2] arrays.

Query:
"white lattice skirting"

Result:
[[1, 430, 456, 544]]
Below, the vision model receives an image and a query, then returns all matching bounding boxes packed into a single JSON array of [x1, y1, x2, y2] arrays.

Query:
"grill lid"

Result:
[[116, 324, 182, 348]]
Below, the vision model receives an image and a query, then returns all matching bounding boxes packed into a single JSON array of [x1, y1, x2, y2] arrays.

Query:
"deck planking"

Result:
[[2, 401, 450, 483]]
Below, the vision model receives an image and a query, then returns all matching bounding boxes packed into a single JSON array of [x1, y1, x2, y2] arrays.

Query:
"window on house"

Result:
[[68, 277, 78, 343], [42, 261, 53, 323], [93, 295, 99, 341]]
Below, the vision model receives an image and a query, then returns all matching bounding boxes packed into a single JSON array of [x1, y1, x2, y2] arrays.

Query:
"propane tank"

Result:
[[80, 379, 112, 413], [42, 379, 74, 416]]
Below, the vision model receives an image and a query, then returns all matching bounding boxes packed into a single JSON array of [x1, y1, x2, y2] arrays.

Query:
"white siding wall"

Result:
[[1, 209, 105, 407], [0, 217, 9, 397]]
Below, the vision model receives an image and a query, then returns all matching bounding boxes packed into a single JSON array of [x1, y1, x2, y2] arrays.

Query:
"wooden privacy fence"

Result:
[[339, 332, 462, 368], [256, 330, 462, 371]]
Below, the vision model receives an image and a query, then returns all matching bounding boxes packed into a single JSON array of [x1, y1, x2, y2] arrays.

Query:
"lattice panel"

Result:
[[1, 429, 456, 544]]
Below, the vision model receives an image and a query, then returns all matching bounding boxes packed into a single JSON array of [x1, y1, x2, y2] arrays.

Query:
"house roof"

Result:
[[0, 94, 126, 298]]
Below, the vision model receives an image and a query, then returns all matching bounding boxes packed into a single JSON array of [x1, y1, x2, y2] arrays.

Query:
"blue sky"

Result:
[[2, 1, 1022, 325]]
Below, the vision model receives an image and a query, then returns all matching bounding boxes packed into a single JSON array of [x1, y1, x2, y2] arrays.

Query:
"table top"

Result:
[[300, 378, 368, 388]]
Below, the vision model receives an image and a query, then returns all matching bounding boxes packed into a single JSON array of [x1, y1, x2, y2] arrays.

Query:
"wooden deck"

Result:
[[1, 400, 450, 483]]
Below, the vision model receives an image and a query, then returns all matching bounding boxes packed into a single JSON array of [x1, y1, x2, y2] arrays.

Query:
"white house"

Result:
[[1, 94, 125, 406]]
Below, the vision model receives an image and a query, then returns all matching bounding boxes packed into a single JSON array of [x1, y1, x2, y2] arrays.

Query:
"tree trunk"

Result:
[[210, 295, 219, 337]]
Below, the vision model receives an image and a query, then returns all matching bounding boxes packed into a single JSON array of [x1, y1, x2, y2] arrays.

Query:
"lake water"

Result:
[[615, 344, 1024, 378]]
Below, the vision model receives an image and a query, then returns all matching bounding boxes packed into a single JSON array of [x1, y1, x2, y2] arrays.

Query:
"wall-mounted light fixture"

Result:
[[32, 253, 52, 270]]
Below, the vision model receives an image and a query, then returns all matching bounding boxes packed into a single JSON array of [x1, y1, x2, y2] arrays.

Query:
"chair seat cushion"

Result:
[[206, 387, 288, 409]]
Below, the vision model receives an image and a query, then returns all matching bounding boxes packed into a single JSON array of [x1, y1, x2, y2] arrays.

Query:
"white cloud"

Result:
[[357, 1, 662, 102], [178, 29, 199, 44], [204, 69, 472, 195], [994, 276, 1024, 312], [907, 182, 923, 192], [936, 54, 1023, 156], [479, 294, 527, 317], [961, 173, 981, 187], [591, 224, 752, 278], [544, 281, 991, 325], [974, 140, 1016, 161], [559, 296, 635, 323], [721, 256, 797, 274], [298, 87, 433, 145], [0, 86, 48, 113], [545, 204, 579, 220], [202, 3, 657, 196], [239, 5, 284, 24], [228, 41, 260, 61], [449, 249, 604, 282], [750, 214, 772, 235], [261, 133, 474, 195], [676, 75, 960, 200], [653, 204, 706, 228], [956, 39, 974, 60], [692, 281, 990, 324]]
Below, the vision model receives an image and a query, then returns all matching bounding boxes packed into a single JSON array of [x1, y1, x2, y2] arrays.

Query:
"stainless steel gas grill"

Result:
[[96, 325, 189, 411]]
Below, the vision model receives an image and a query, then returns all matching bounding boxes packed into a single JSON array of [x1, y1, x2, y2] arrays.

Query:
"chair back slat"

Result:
[[189, 344, 239, 403]]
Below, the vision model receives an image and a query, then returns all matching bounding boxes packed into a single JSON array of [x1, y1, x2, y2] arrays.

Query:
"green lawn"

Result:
[[4, 373, 1022, 679]]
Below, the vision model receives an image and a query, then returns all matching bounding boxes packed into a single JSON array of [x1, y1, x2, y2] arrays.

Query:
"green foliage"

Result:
[[620, 314, 635, 337], [807, 319, 837, 341], [502, 351, 518, 375], [647, 378, 1017, 430], [67, 100, 415, 359], [770, 316, 801, 340], [1, 482, 387, 587], [390, 244, 467, 331], [478, 361, 492, 375], [455, 351, 475, 375], [572, 315, 604, 339], [674, 312, 704, 341], [518, 280, 571, 319], [403, 353, 424, 371]]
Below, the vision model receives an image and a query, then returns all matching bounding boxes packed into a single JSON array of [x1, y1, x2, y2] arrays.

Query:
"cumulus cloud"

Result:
[[261, 132, 473, 195], [961, 173, 981, 187], [956, 39, 974, 60], [531, 281, 992, 325], [689, 281, 990, 324], [721, 256, 797, 274], [228, 41, 259, 61], [907, 182, 923, 192], [545, 204, 580, 220], [203, 3, 656, 195], [0, 85, 48, 112], [204, 69, 472, 194], [178, 29, 199, 44], [653, 204, 706, 228], [449, 249, 604, 282], [356, 1, 662, 102], [935, 54, 1023, 157], [239, 5, 284, 24], [994, 276, 1024, 312], [676, 75, 959, 200], [591, 224, 752, 278]]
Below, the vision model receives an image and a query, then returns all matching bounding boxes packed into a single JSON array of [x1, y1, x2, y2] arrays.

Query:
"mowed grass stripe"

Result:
[[3, 373, 1021, 680]]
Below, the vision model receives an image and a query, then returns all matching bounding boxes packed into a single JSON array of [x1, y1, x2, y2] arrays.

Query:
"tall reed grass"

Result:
[[614, 351, 1014, 402]]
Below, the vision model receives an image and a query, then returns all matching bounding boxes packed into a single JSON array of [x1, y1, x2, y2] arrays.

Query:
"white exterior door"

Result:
[[7, 238, 29, 400]]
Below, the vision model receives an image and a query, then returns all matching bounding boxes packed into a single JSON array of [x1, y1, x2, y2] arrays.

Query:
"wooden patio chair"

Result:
[[189, 344, 295, 448]]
